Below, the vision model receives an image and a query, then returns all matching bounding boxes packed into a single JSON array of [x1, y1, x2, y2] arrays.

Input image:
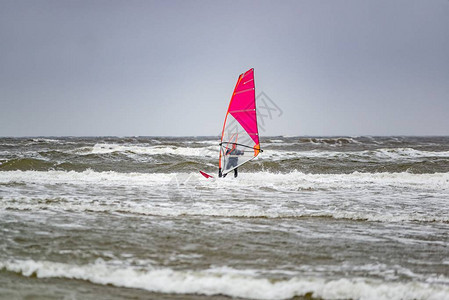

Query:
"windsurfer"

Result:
[[214, 69, 261, 180], [219, 146, 244, 178]]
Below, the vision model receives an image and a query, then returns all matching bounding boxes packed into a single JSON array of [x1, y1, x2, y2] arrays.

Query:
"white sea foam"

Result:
[[268, 139, 285, 143], [369, 148, 449, 159], [88, 143, 218, 158], [61, 142, 449, 162], [1, 259, 448, 300], [0, 169, 174, 186], [262, 148, 449, 161], [2, 170, 448, 223], [1, 170, 448, 190], [31, 138, 62, 143], [3, 202, 449, 224], [298, 137, 362, 146], [187, 140, 218, 145]]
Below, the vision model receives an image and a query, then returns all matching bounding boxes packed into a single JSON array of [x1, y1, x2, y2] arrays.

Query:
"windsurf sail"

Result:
[[219, 68, 262, 176]]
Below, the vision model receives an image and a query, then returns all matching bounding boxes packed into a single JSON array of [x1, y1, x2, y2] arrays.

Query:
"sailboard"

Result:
[[199, 170, 213, 178], [200, 68, 262, 179]]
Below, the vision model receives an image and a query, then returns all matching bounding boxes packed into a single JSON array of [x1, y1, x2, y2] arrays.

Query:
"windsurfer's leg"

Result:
[[234, 168, 238, 178], [218, 168, 222, 178]]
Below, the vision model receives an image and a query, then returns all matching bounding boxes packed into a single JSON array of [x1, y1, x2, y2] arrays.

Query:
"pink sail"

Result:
[[228, 69, 259, 145], [219, 68, 261, 175]]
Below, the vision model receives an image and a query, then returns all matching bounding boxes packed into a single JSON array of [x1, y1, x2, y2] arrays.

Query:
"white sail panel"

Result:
[[220, 114, 258, 174]]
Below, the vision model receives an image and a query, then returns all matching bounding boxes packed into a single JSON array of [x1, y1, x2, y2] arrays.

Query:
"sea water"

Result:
[[0, 136, 448, 300]]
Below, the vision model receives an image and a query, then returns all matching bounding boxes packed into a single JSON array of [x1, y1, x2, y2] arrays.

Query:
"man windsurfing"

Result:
[[219, 144, 244, 178], [200, 68, 262, 180]]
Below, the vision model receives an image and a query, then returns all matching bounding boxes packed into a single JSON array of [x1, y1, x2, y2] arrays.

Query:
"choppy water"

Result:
[[1, 136, 449, 300]]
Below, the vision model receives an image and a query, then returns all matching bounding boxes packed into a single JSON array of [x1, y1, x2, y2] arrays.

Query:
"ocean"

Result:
[[0, 136, 448, 300]]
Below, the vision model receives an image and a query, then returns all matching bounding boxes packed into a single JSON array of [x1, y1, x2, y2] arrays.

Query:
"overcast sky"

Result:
[[1, 0, 448, 136]]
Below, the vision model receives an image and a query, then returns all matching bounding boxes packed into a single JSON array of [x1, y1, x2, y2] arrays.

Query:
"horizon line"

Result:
[[1, 135, 449, 138]]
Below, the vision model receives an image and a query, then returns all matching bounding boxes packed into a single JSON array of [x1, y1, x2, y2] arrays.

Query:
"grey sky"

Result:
[[1, 0, 448, 136]]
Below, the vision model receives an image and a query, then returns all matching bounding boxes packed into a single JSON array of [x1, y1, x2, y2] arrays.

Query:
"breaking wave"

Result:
[[298, 137, 362, 146], [75, 144, 449, 160], [3, 202, 449, 224], [1, 170, 448, 189], [1, 259, 448, 300], [2, 137, 449, 173], [263, 148, 449, 160], [1, 170, 448, 224], [88, 143, 217, 157]]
